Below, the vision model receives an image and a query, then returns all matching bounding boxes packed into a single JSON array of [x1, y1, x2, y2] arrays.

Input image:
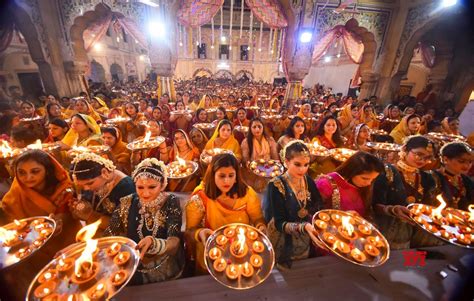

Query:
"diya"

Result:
[[204, 223, 275, 289], [311, 209, 390, 267], [408, 198, 474, 248], [0, 216, 56, 270], [27, 233, 139, 300]]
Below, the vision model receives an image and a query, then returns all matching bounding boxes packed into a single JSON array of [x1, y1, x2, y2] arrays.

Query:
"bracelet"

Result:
[[299, 222, 308, 234], [389, 206, 397, 216], [194, 228, 204, 242], [255, 222, 266, 231], [148, 237, 167, 255]]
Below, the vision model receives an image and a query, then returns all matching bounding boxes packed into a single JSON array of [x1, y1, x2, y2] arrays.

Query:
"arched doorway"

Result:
[[89, 60, 106, 83], [213, 70, 234, 81], [193, 68, 213, 78], [235, 70, 254, 81], [110, 63, 124, 82]]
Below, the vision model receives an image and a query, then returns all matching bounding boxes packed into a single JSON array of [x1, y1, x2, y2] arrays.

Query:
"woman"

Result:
[[373, 135, 437, 249], [45, 103, 63, 123], [121, 102, 146, 143], [69, 152, 135, 232], [20, 101, 38, 119], [432, 142, 473, 210], [441, 117, 461, 136], [205, 119, 242, 161], [265, 141, 322, 268], [60, 113, 102, 149], [296, 103, 315, 134], [45, 118, 69, 143], [272, 107, 291, 141], [241, 118, 280, 192], [312, 115, 344, 149], [105, 158, 184, 284], [316, 151, 384, 220], [102, 127, 131, 174], [193, 108, 208, 124], [91, 96, 110, 116], [167, 130, 201, 192], [169, 101, 192, 132], [189, 127, 208, 152], [212, 106, 227, 126], [185, 153, 266, 273], [233, 107, 250, 128], [133, 120, 169, 165], [338, 104, 359, 136], [390, 114, 421, 144], [380, 105, 401, 133], [359, 103, 380, 129], [277, 116, 309, 150], [346, 123, 372, 151], [1, 150, 82, 300], [71, 98, 102, 122]]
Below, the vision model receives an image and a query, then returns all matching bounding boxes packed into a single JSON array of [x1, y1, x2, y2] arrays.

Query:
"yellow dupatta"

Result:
[[186, 182, 264, 272], [197, 95, 212, 109], [252, 136, 271, 161], [2, 154, 72, 219], [390, 115, 419, 144], [92, 96, 110, 115], [338, 104, 354, 130], [62, 114, 102, 147], [205, 120, 242, 160], [359, 104, 379, 129]]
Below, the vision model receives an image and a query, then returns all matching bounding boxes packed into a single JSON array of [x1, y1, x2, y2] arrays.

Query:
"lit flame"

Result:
[[143, 131, 152, 142], [74, 236, 98, 277], [27, 139, 43, 150], [176, 155, 186, 167], [96, 283, 104, 291], [341, 216, 354, 237], [0, 227, 17, 242], [236, 227, 246, 254], [0, 140, 14, 157], [75, 219, 101, 242], [468, 205, 474, 223], [432, 195, 447, 219]]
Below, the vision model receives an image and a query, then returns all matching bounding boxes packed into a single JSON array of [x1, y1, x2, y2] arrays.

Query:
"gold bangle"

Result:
[[194, 228, 204, 242]]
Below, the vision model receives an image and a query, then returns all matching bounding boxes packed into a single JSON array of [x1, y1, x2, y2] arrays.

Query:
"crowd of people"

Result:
[[0, 76, 472, 297]]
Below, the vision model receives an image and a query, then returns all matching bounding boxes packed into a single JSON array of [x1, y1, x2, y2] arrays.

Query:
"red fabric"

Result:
[[245, 0, 288, 28], [417, 42, 436, 68], [83, 12, 147, 52], [116, 17, 147, 48], [83, 12, 113, 52], [311, 25, 364, 65], [316, 172, 366, 217], [177, 0, 224, 28]]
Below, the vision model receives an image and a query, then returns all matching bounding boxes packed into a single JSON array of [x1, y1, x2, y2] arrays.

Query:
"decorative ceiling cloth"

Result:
[[416, 42, 436, 68], [311, 25, 364, 65], [83, 12, 147, 52], [177, 0, 224, 28], [0, 15, 15, 53], [245, 0, 287, 28]]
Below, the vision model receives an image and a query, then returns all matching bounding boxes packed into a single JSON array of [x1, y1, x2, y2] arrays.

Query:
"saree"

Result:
[[204, 120, 242, 160], [61, 113, 102, 147], [390, 115, 419, 145], [185, 183, 264, 273], [1, 154, 82, 300], [109, 127, 131, 174]]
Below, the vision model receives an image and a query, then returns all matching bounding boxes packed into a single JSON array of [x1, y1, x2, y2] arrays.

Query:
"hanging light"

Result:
[[336, 53, 341, 58], [324, 56, 332, 63], [221, 36, 227, 42], [299, 31, 312, 43], [441, 0, 457, 8]]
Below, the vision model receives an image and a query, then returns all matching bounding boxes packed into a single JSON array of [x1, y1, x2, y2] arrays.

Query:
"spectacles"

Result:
[[410, 151, 434, 162]]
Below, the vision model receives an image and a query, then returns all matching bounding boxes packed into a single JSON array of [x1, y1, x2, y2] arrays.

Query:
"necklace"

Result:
[[137, 193, 167, 239], [92, 173, 116, 210], [396, 160, 423, 203], [284, 172, 309, 218], [440, 168, 465, 207]]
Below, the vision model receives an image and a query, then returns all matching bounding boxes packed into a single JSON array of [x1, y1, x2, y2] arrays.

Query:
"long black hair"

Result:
[[14, 150, 59, 196], [284, 116, 307, 140], [315, 115, 344, 147], [246, 118, 269, 160]]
